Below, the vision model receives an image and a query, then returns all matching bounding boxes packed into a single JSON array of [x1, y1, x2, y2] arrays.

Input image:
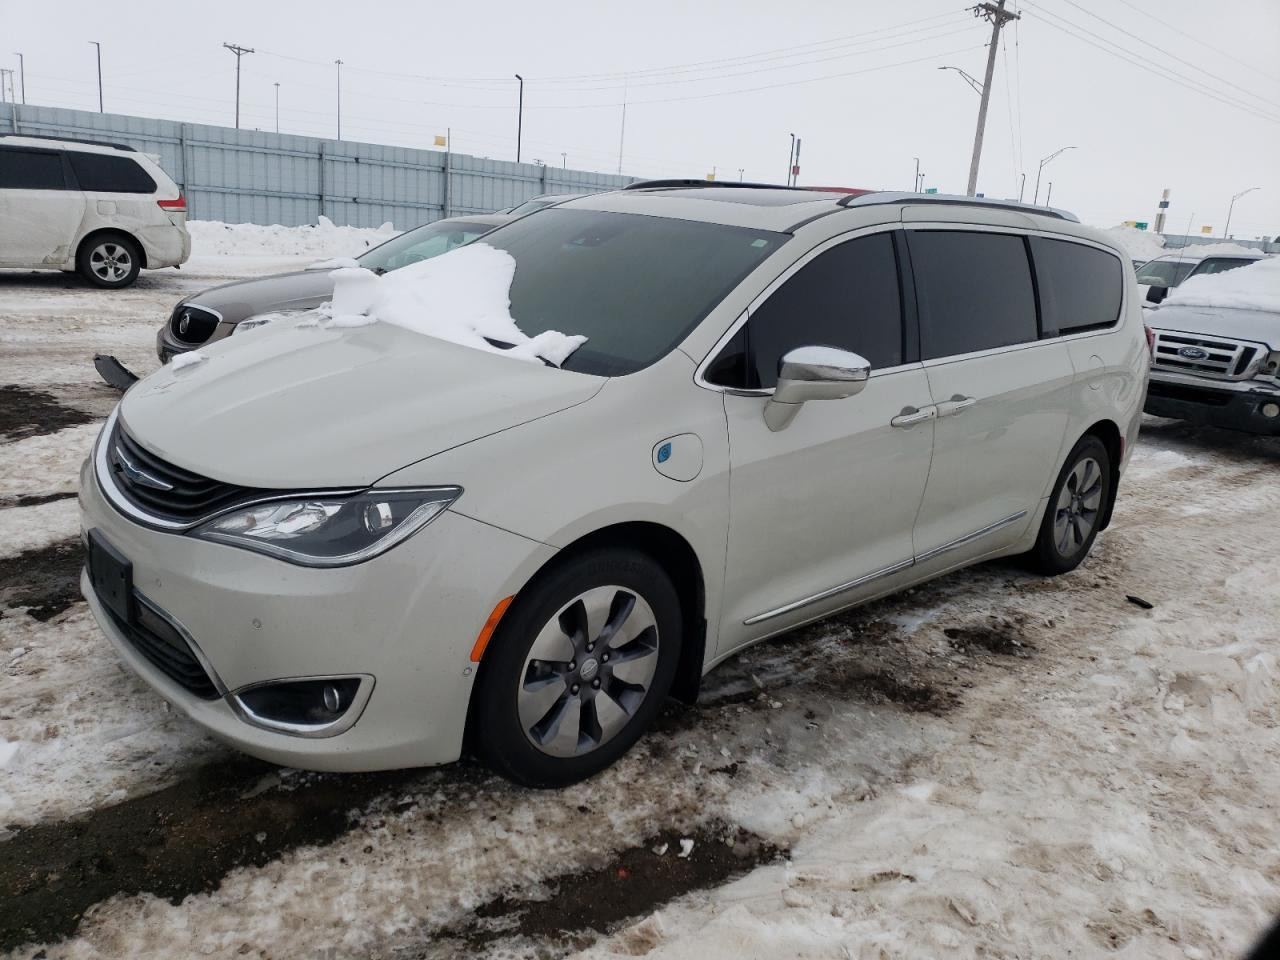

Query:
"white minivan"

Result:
[[80, 186, 1148, 786], [0, 134, 189, 287]]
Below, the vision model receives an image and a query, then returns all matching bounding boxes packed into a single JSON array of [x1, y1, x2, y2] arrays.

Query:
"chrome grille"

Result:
[[1151, 330, 1265, 381], [169, 304, 220, 345]]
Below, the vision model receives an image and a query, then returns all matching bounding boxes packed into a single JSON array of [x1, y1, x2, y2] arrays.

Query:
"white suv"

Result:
[[0, 134, 190, 287], [79, 186, 1147, 786]]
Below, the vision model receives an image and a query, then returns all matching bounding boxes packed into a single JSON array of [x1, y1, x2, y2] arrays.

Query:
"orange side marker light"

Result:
[[470, 595, 514, 662]]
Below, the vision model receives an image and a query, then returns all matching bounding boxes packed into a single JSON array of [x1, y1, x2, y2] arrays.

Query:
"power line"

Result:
[[1110, 0, 1280, 85], [1052, 0, 1280, 112], [1021, 2, 1280, 124]]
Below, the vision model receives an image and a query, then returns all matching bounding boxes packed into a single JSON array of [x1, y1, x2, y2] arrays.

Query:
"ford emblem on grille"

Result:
[[178, 311, 191, 336], [1177, 346, 1210, 360], [114, 444, 175, 491]]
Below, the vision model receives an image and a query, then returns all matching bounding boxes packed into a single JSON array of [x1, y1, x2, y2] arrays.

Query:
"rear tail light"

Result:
[[1144, 324, 1155, 354], [157, 194, 186, 212]]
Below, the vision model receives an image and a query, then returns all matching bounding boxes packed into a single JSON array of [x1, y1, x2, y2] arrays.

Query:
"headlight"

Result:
[[192, 487, 461, 566], [233, 309, 309, 335]]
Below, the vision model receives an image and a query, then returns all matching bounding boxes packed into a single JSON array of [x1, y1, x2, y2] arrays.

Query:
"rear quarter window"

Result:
[[68, 152, 157, 193], [1030, 237, 1123, 335]]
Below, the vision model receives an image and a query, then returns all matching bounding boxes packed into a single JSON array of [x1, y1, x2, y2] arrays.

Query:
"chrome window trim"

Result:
[[742, 510, 1029, 626], [693, 223, 909, 394], [904, 222, 1129, 348], [227, 674, 376, 739]]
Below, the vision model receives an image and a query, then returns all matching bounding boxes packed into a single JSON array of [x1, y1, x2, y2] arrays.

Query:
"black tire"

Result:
[[473, 547, 682, 787], [1027, 434, 1112, 575], [77, 233, 142, 289]]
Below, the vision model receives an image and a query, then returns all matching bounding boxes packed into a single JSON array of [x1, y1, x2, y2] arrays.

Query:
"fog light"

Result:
[[231, 676, 371, 737], [1262, 403, 1279, 419]]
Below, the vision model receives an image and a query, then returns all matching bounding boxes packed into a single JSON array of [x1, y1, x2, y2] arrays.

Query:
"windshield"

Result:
[[479, 209, 786, 376], [1191, 257, 1258, 277], [358, 220, 494, 273], [1136, 259, 1198, 287]]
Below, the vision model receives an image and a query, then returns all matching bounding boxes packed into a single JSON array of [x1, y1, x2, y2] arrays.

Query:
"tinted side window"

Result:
[[723, 232, 902, 389], [1031, 237, 1122, 335], [0, 148, 68, 189], [909, 231, 1037, 360], [68, 152, 157, 193]]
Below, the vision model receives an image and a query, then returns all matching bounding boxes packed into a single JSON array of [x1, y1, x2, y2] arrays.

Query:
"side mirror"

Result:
[[1146, 285, 1168, 305], [764, 346, 870, 431]]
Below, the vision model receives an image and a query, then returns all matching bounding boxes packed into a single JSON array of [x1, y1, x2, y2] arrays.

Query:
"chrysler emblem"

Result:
[[1177, 346, 1210, 360], [178, 311, 191, 336], [114, 445, 174, 491]]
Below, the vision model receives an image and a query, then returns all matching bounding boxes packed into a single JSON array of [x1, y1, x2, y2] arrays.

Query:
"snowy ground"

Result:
[[1, 228, 1278, 959]]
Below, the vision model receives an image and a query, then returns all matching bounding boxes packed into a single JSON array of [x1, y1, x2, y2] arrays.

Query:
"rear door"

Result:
[[906, 226, 1074, 564], [707, 229, 935, 649], [0, 146, 85, 265]]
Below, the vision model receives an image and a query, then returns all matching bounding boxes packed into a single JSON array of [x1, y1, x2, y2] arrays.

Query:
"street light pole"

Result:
[[89, 41, 103, 112], [963, 1, 1019, 197], [1033, 146, 1074, 204], [13, 53, 24, 104], [1223, 187, 1260, 239], [913, 156, 920, 192], [514, 74, 524, 163], [1045, 181, 1053, 207], [1018, 172, 1025, 202], [738, 167, 744, 182], [787, 133, 795, 186], [335, 60, 343, 139], [274, 82, 280, 133]]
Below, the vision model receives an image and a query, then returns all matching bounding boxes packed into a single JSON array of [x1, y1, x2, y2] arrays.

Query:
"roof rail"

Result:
[[838, 190, 1078, 222], [624, 178, 836, 192], [0, 133, 137, 152]]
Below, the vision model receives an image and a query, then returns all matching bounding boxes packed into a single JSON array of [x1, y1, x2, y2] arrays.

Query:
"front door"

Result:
[[906, 227, 1073, 562], [705, 229, 935, 652]]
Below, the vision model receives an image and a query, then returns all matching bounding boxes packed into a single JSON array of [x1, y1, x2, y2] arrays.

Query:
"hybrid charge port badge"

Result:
[[651, 434, 703, 482]]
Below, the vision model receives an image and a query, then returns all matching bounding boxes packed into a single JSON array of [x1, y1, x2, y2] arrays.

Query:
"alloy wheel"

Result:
[[517, 585, 660, 758], [1053, 456, 1103, 557], [90, 242, 133, 283]]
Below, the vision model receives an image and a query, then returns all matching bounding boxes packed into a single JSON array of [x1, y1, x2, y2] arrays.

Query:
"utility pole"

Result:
[[274, 82, 280, 133], [792, 137, 801, 186], [738, 167, 744, 182], [617, 81, 627, 175], [786, 133, 795, 185], [561, 152, 567, 169], [89, 41, 103, 112], [223, 43, 254, 129], [1223, 187, 1259, 239], [12, 53, 24, 104], [913, 157, 920, 192], [1033, 145, 1074, 204], [514, 74, 524, 163], [1045, 181, 1053, 207], [964, 1, 1019, 197], [1018, 172, 1025, 202], [0, 69, 11, 105], [335, 60, 343, 139]]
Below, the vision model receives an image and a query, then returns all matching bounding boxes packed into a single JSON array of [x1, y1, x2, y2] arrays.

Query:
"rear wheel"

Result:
[[1027, 434, 1111, 575], [473, 548, 682, 787], [78, 234, 141, 288]]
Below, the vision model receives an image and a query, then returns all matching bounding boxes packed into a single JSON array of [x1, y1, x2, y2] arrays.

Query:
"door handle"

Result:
[[890, 405, 937, 428], [936, 395, 977, 418]]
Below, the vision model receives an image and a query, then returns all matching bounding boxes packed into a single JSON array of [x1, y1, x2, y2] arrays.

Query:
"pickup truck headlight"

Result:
[[193, 487, 461, 566]]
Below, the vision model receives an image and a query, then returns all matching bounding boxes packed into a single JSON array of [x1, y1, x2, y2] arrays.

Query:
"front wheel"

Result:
[[472, 548, 682, 787], [1027, 434, 1112, 575], [78, 234, 142, 288]]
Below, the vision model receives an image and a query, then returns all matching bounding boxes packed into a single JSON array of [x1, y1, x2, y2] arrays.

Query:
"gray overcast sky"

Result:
[[4, 0, 1278, 236]]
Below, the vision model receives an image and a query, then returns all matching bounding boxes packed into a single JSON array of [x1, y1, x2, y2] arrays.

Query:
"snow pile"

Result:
[[187, 216, 397, 259], [1165, 254, 1280, 312], [311, 243, 587, 366], [1104, 225, 1165, 264], [168, 350, 206, 370]]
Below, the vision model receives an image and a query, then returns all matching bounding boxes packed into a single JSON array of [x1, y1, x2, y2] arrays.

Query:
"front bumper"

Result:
[[79, 454, 556, 771], [1145, 373, 1280, 436]]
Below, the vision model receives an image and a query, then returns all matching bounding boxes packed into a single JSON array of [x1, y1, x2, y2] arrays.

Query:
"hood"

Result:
[[1150, 304, 1278, 348], [181, 270, 338, 324], [120, 321, 604, 488]]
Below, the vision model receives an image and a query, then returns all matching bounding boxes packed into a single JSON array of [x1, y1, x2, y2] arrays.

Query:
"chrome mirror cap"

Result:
[[765, 346, 871, 431]]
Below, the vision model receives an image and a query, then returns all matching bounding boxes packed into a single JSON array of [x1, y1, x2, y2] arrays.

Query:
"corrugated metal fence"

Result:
[[0, 103, 636, 228]]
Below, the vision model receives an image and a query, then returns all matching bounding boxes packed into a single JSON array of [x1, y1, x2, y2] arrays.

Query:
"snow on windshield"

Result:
[[309, 242, 586, 366], [1164, 255, 1280, 313]]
